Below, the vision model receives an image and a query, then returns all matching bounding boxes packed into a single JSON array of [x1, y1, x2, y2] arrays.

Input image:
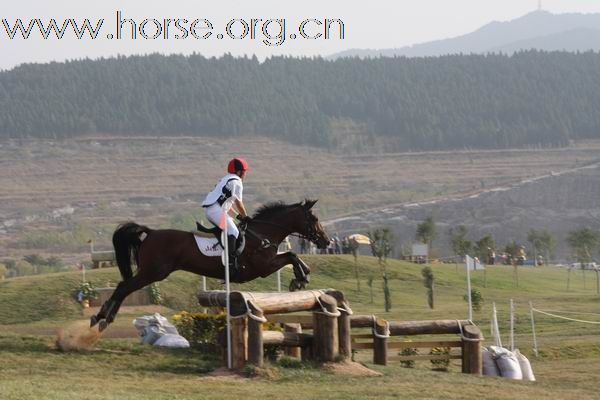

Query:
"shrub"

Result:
[[148, 282, 162, 305], [278, 356, 304, 369], [172, 312, 226, 350], [463, 288, 484, 311], [400, 343, 418, 368]]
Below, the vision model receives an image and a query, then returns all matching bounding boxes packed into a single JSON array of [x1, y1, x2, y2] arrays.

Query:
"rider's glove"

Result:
[[237, 215, 251, 223]]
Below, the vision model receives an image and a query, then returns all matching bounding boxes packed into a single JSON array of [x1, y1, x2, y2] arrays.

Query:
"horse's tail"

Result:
[[112, 222, 152, 281]]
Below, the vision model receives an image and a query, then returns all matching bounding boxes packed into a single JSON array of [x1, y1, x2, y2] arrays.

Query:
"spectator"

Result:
[[333, 233, 341, 254], [342, 237, 350, 254], [487, 247, 496, 265]]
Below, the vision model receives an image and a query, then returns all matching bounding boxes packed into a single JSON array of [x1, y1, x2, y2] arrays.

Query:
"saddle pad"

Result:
[[192, 230, 215, 238], [195, 235, 223, 257]]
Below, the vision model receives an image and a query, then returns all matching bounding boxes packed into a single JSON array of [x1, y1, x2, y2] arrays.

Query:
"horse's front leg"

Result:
[[288, 252, 311, 283], [263, 252, 311, 291]]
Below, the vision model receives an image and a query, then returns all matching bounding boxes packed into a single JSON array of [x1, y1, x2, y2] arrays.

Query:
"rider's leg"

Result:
[[226, 217, 241, 280]]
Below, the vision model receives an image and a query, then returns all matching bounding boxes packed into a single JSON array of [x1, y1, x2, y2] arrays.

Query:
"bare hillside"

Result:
[[1, 137, 599, 263], [326, 162, 600, 261]]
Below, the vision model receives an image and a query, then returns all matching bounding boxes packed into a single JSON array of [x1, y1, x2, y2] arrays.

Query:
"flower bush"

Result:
[[77, 282, 98, 301], [430, 346, 451, 371]]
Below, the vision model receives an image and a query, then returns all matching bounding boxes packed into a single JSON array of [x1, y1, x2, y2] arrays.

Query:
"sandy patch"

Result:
[[321, 361, 382, 376]]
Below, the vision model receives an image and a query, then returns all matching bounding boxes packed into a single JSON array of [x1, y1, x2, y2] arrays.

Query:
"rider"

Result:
[[202, 158, 250, 279]]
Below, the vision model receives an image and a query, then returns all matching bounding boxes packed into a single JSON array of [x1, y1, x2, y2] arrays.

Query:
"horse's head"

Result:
[[297, 199, 329, 249]]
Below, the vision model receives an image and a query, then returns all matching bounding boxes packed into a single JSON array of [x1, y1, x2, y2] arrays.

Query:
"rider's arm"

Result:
[[233, 198, 248, 219]]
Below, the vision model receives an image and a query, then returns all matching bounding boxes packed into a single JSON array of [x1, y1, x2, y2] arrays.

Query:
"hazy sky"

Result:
[[1, 0, 600, 70]]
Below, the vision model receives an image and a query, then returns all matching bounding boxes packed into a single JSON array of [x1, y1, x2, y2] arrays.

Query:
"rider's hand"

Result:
[[237, 215, 251, 223]]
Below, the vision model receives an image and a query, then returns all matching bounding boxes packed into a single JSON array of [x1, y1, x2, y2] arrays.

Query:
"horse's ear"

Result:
[[304, 199, 318, 210]]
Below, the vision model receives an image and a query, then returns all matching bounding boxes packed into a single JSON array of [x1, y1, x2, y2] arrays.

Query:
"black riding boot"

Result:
[[227, 235, 241, 281]]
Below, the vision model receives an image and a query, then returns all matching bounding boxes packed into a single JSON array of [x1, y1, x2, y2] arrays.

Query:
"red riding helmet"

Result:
[[227, 158, 249, 173]]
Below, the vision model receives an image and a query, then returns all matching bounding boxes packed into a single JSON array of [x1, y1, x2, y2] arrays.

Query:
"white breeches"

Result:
[[204, 204, 239, 238]]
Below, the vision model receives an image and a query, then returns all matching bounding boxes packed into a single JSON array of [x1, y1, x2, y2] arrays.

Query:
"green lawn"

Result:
[[1, 256, 599, 399]]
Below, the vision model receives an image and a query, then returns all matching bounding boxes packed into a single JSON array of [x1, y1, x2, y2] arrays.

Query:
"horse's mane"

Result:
[[252, 201, 301, 220]]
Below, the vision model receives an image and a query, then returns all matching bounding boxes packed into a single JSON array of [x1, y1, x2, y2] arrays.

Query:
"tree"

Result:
[[527, 229, 556, 265], [474, 235, 495, 261], [349, 238, 361, 291], [369, 228, 394, 312], [421, 266, 435, 309], [448, 225, 472, 260], [567, 227, 599, 263], [503, 240, 523, 287], [416, 216, 437, 249], [1, 259, 16, 278], [504, 240, 521, 260], [15, 260, 35, 277]]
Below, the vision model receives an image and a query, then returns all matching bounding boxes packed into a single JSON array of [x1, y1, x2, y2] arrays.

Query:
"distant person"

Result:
[[341, 237, 350, 254], [201, 158, 250, 280], [300, 238, 307, 254], [333, 233, 341, 254], [517, 246, 526, 266], [487, 247, 496, 265], [278, 236, 292, 254]]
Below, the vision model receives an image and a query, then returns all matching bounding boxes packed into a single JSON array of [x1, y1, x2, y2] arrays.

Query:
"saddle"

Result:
[[195, 220, 246, 255]]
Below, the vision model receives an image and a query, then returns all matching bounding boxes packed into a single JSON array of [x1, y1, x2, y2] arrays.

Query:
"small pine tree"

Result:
[[421, 266, 435, 309]]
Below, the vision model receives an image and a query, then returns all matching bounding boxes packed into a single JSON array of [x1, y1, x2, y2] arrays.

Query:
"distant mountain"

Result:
[[330, 10, 600, 58], [489, 28, 600, 53]]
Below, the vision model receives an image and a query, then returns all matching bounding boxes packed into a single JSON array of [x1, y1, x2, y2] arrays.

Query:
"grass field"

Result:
[[1, 256, 599, 399]]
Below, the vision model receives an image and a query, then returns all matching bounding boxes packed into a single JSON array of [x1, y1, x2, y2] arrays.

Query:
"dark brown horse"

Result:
[[90, 199, 329, 330]]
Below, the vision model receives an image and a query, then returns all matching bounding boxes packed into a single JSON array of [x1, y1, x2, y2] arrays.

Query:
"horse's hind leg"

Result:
[[91, 273, 160, 331]]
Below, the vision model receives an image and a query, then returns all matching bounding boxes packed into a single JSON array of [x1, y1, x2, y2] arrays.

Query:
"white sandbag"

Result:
[[153, 334, 190, 348], [482, 348, 501, 377], [133, 313, 180, 345], [140, 325, 165, 345], [133, 313, 178, 334], [514, 349, 535, 381], [489, 346, 523, 380]]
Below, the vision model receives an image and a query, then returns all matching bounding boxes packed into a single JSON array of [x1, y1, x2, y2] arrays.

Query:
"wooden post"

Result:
[[338, 310, 352, 358], [247, 307, 264, 367], [230, 317, 248, 370], [461, 325, 482, 375], [312, 294, 339, 362], [373, 318, 388, 365], [284, 323, 302, 358]]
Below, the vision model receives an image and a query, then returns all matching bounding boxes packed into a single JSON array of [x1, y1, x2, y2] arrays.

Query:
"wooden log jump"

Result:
[[349, 316, 483, 374], [198, 289, 352, 369], [198, 289, 482, 374]]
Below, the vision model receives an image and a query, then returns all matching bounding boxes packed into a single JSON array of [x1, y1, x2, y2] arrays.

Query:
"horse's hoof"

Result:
[[90, 315, 99, 328], [98, 320, 109, 332], [288, 279, 298, 292], [288, 279, 308, 292]]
